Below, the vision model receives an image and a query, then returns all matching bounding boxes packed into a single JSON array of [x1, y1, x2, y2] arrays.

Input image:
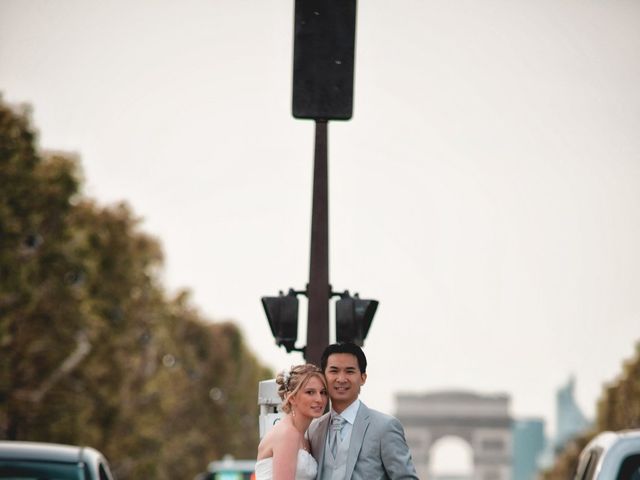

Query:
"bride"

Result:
[[256, 364, 328, 480]]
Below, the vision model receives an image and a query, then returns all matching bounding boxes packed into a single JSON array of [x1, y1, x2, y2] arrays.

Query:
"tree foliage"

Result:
[[541, 342, 640, 480], [0, 97, 272, 479]]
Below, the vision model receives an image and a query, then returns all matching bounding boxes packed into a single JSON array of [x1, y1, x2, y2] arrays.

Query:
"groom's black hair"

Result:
[[320, 342, 367, 374]]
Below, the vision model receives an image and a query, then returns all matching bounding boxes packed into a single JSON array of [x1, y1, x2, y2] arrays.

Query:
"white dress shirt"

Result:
[[330, 399, 361, 443]]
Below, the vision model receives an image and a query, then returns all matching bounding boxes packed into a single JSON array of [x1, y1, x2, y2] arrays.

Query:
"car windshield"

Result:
[[0, 460, 84, 480]]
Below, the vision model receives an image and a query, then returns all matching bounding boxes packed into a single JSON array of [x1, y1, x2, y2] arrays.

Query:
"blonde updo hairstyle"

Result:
[[276, 363, 326, 414]]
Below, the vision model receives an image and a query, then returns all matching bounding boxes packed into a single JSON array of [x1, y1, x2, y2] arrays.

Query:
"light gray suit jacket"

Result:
[[307, 402, 419, 480]]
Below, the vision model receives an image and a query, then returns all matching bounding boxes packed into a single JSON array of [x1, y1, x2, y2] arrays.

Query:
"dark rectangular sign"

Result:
[[292, 0, 357, 120]]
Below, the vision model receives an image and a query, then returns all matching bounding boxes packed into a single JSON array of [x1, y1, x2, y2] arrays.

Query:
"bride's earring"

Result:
[[292, 407, 296, 417]]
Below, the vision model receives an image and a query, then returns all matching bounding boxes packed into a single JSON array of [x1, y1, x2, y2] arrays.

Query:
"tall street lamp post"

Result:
[[262, 0, 378, 366]]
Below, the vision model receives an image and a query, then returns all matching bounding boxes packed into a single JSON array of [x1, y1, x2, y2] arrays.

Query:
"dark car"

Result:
[[0, 441, 115, 480]]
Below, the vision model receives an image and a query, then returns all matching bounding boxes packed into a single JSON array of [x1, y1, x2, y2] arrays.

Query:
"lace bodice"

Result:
[[254, 449, 317, 480]]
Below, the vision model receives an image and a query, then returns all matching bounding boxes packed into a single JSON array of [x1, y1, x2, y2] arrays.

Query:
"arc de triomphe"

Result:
[[396, 391, 513, 480]]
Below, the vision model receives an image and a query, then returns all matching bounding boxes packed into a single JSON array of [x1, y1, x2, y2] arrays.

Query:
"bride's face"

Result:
[[291, 376, 328, 419]]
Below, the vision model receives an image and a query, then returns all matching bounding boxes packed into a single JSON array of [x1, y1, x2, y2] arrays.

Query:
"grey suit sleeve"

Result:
[[380, 417, 419, 479]]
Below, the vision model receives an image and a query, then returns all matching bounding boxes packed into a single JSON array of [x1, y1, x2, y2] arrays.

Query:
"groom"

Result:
[[307, 343, 418, 479]]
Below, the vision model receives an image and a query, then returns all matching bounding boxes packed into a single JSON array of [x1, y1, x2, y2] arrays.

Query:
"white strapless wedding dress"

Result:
[[254, 449, 317, 480]]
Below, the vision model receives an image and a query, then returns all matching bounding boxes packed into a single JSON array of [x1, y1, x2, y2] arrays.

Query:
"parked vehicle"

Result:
[[575, 429, 640, 480], [0, 441, 115, 480]]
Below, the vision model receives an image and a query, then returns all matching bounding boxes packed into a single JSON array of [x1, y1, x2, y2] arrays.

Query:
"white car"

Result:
[[575, 429, 640, 480], [0, 441, 115, 480]]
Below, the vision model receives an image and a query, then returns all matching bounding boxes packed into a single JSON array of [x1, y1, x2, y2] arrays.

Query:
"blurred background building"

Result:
[[554, 376, 591, 451], [537, 376, 592, 472], [512, 418, 545, 480], [397, 391, 512, 480], [396, 378, 591, 480]]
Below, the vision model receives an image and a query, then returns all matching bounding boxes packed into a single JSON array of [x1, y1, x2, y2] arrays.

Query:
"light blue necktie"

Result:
[[329, 415, 345, 458]]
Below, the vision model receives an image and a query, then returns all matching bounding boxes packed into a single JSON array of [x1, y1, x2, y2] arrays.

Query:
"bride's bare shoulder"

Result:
[[257, 418, 299, 459]]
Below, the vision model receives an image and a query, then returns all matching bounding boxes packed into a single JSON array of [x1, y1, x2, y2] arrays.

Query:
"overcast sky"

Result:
[[2, 0, 640, 446]]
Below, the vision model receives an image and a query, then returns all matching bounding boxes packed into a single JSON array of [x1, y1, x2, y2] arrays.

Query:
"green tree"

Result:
[[0, 101, 85, 440], [541, 341, 640, 480], [0, 97, 272, 479]]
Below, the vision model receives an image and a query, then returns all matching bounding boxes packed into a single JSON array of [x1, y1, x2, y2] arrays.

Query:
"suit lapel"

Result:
[[313, 413, 331, 478], [345, 402, 371, 479]]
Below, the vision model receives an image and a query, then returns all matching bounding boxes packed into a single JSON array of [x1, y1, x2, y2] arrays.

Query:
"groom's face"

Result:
[[324, 353, 367, 412]]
